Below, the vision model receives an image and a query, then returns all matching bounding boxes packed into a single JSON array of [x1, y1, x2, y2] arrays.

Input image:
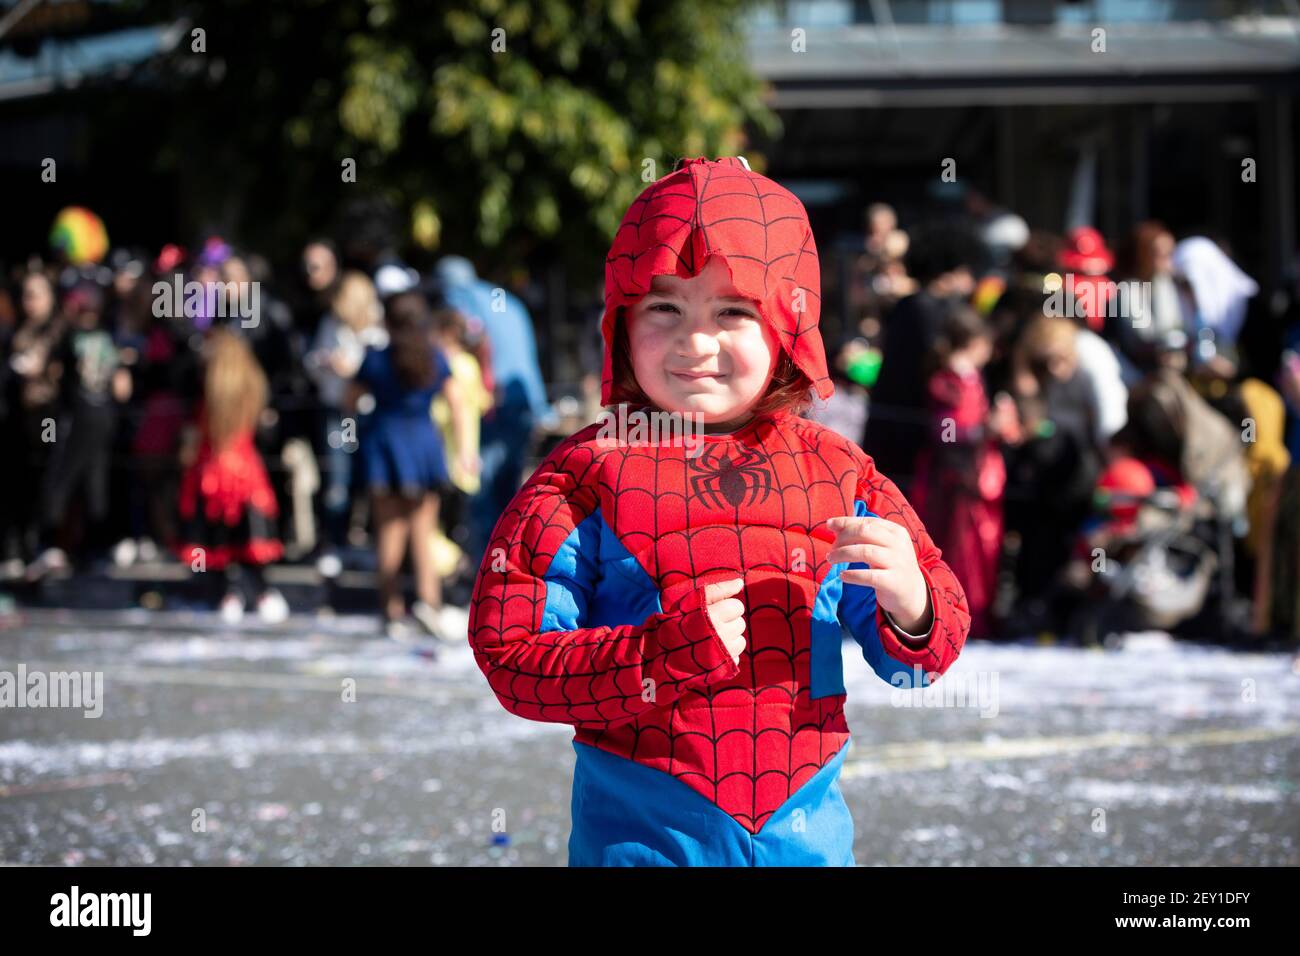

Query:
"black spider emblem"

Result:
[[689, 446, 773, 509]]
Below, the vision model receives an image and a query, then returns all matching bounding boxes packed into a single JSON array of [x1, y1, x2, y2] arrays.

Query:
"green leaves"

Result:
[[130, 0, 771, 275], [340, 0, 772, 272]]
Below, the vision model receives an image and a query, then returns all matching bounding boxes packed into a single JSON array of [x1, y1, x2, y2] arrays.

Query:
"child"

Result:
[[176, 329, 287, 623], [429, 307, 491, 580], [33, 282, 132, 573], [468, 157, 971, 866], [346, 293, 474, 641], [910, 303, 1013, 639], [303, 270, 388, 576]]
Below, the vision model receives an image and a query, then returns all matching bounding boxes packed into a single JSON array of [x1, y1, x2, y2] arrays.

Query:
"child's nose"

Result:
[[677, 329, 721, 357]]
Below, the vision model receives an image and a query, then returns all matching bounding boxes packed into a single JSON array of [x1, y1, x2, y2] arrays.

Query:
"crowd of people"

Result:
[[0, 237, 549, 641], [3, 197, 1299, 645], [812, 202, 1299, 642]]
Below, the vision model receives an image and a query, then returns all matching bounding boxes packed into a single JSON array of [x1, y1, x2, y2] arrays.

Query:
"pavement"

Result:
[[1, 607, 1297, 865]]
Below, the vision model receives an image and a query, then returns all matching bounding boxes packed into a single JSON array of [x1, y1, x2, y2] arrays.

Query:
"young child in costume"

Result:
[[469, 157, 971, 866], [176, 329, 287, 624], [910, 304, 1011, 640]]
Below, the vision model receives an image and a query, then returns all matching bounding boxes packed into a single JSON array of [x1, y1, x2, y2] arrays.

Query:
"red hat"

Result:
[[1058, 226, 1114, 275], [600, 157, 832, 405], [1097, 456, 1156, 529]]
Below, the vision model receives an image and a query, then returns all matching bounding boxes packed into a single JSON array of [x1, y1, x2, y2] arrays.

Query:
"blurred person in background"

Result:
[[118, 249, 200, 566], [304, 270, 388, 577], [2, 268, 63, 568], [1057, 226, 1115, 335], [176, 329, 287, 624], [911, 303, 1015, 639], [429, 307, 491, 583], [1113, 221, 1190, 376], [30, 282, 131, 576], [847, 203, 915, 328], [1173, 236, 1259, 360], [1003, 314, 1105, 632], [347, 292, 475, 642], [298, 239, 340, 333], [863, 220, 983, 491], [104, 249, 158, 565], [434, 255, 549, 567]]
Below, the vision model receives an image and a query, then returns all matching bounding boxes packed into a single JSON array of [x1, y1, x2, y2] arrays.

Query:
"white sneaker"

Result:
[[112, 538, 138, 568], [411, 601, 445, 640], [256, 589, 290, 624], [137, 538, 159, 562], [315, 551, 343, 579], [26, 547, 68, 581], [220, 592, 246, 625], [385, 618, 415, 642]]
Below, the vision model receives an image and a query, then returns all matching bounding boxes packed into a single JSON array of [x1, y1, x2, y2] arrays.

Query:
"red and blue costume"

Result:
[[469, 158, 970, 865]]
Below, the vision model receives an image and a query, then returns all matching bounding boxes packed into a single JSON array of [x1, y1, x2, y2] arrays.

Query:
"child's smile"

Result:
[[626, 256, 780, 428]]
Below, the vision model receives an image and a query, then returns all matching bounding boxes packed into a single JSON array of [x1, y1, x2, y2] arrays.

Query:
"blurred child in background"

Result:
[[176, 329, 287, 623], [31, 281, 131, 575], [6, 269, 63, 569], [347, 292, 474, 642], [910, 303, 1013, 638], [304, 270, 388, 577], [429, 307, 489, 582]]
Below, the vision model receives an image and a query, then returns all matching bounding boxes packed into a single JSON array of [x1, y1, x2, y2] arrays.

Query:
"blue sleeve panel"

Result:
[[540, 510, 662, 634], [568, 739, 856, 866]]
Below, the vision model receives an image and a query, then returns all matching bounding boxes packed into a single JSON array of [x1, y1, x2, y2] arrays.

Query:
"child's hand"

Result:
[[989, 391, 1022, 444], [826, 516, 932, 634], [702, 577, 747, 665]]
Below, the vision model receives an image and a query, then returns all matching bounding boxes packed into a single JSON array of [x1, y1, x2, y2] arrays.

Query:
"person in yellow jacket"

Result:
[[429, 308, 492, 582]]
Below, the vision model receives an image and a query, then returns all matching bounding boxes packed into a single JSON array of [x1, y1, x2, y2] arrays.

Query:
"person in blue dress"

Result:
[[346, 292, 477, 641]]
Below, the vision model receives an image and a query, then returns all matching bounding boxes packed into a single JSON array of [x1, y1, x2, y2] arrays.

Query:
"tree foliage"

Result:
[[131, 0, 775, 275]]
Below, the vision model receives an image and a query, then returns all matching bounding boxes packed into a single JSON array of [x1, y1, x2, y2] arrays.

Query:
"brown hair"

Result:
[[383, 292, 436, 390], [930, 301, 990, 372], [203, 329, 268, 451], [431, 306, 471, 351], [606, 307, 814, 417]]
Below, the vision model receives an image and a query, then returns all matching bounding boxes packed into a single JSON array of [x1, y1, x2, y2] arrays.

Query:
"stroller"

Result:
[[1065, 368, 1252, 645]]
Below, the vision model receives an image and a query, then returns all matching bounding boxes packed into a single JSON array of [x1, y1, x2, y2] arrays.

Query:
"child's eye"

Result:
[[643, 302, 681, 320], [718, 307, 757, 322]]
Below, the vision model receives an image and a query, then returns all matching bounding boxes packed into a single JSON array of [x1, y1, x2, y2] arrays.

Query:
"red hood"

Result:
[[600, 156, 832, 405]]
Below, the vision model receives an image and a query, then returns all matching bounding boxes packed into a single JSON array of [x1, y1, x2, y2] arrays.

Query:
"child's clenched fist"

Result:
[[825, 515, 933, 637], [702, 577, 747, 665]]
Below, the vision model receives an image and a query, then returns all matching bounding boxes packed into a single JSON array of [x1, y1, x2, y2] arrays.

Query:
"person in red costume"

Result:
[[468, 157, 971, 866], [911, 304, 1012, 640], [175, 329, 287, 624]]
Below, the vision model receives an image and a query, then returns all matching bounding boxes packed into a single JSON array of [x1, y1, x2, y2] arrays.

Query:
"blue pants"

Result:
[[567, 739, 858, 866], [469, 403, 534, 566]]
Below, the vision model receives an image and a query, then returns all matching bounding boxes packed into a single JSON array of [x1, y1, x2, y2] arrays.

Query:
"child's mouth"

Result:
[[671, 370, 725, 382]]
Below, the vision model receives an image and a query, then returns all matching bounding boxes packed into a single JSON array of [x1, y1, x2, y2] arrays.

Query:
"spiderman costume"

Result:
[[469, 158, 970, 866]]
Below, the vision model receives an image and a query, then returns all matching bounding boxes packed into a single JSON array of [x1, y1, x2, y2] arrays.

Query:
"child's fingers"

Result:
[[840, 567, 886, 589], [827, 515, 900, 547], [702, 577, 744, 605], [824, 516, 863, 536], [827, 543, 890, 567], [707, 598, 748, 621], [718, 630, 746, 664]]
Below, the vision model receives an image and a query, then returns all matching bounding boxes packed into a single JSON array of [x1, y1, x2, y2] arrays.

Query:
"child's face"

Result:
[[626, 257, 778, 424]]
